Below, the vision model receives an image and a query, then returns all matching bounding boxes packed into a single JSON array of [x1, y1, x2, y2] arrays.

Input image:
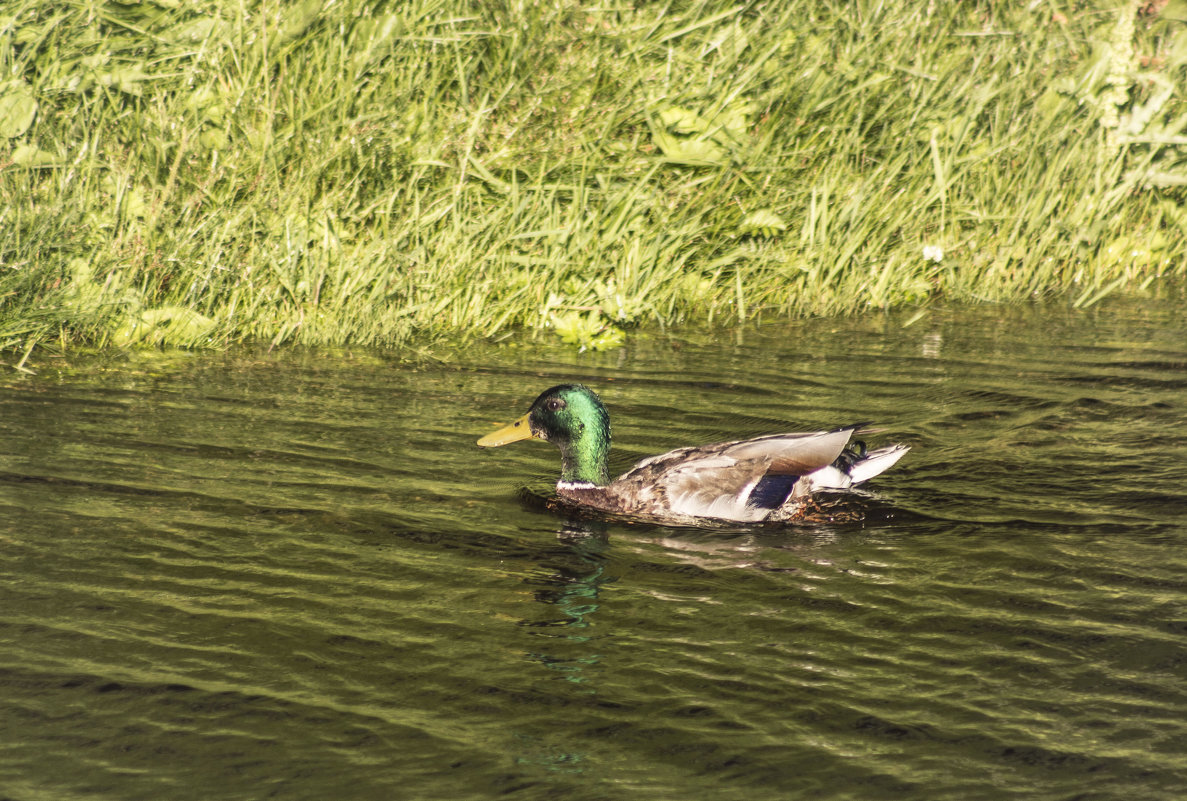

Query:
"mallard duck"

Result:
[[477, 384, 908, 524]]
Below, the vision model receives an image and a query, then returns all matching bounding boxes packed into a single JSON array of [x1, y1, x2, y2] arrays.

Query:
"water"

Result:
[[1, 297, 1185, 800]]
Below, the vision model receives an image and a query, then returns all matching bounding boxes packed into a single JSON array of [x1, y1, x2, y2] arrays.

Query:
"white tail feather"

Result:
[[846, 444, 910, 484]]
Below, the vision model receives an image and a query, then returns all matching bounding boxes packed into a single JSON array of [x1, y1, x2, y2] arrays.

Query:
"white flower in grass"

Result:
[[922, 245, 944, 263]]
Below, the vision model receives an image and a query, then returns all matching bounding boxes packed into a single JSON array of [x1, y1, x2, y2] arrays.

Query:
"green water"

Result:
[[1, 299, 1185, 800]]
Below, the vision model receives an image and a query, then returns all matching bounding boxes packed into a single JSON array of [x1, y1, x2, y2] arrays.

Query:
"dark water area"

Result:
[[1, 296, 1185, 800]]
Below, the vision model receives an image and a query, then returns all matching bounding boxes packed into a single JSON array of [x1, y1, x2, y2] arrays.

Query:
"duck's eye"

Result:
[[546, 398, 563, 411]]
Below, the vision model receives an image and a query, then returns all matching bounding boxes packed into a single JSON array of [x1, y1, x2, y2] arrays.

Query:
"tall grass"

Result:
[[1, 0, 1184, 351]]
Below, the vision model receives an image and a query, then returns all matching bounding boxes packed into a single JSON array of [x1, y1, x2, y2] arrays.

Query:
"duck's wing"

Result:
[[610, 428, 855, 522]]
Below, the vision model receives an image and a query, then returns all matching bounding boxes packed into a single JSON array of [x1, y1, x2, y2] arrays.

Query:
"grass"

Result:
[[1, 0, 1185, 352]]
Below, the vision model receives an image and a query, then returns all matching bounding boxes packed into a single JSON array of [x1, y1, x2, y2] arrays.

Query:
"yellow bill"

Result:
[[477, 412, 536, 447]]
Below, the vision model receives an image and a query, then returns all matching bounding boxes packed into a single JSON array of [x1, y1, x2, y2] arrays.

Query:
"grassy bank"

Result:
[[1, 0, 1185, 352]]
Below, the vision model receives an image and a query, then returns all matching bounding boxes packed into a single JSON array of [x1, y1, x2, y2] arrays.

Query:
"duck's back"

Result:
[[560, 429, 856, 523]]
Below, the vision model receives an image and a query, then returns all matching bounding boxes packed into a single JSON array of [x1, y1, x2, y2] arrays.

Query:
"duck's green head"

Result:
[[477, 384, 611, 485]]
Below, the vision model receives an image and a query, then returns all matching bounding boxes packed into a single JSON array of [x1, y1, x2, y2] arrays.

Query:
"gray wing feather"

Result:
[[614, 428, 855, 521]]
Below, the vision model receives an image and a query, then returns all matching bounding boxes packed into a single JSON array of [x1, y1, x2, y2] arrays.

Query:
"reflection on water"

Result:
[[521, 522, 609, 686], [1, 296, 1186, 800]]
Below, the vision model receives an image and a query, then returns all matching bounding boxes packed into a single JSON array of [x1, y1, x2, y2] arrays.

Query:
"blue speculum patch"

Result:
[[747, 473, 799, 509]]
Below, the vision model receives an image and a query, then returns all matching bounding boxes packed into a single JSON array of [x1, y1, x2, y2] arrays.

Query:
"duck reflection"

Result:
[[518, 519, 611, 685]]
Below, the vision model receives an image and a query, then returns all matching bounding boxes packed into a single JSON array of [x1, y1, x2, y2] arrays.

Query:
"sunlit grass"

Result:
[[1, 0, 1185, 351]]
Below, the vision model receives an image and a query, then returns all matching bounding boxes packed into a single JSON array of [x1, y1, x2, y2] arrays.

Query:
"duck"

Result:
[[477, 384, 908, 524]]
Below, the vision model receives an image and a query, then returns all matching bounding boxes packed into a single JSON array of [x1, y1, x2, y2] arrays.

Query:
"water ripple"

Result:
[[1, 300, 1186, 799]]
